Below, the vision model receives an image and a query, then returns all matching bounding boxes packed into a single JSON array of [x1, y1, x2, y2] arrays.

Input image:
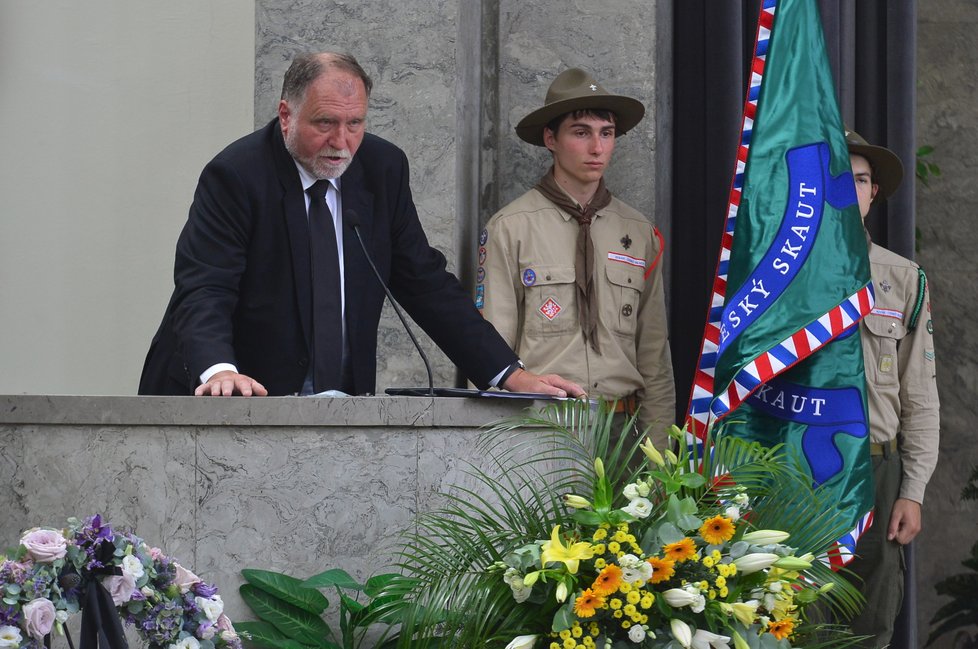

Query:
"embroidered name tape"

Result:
[[607, 252, 646, 268], [871, 307, 904, 320]]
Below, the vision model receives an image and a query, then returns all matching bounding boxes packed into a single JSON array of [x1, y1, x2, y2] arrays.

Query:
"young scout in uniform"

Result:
[[477, 68, 676, 444], [847, 129, 940, 648]]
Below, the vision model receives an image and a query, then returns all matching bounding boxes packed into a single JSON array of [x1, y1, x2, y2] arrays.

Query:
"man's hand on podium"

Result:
[[501, 368, 587, 399], [195, 370, 268, 397]]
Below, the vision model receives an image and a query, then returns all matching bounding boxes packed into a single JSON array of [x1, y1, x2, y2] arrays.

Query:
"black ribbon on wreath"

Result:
[[46, 543, 130, 649]]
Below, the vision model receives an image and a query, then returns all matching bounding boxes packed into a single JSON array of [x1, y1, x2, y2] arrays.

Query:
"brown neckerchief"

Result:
[[534, 168, 612, 353]]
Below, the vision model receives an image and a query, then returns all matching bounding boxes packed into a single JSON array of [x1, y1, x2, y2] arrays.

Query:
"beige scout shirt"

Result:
[[478, 187, 676, 442], [859, 242, 940, 504]]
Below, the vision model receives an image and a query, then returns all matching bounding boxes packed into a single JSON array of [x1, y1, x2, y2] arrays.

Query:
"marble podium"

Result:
[[0, 394, 547, 619]]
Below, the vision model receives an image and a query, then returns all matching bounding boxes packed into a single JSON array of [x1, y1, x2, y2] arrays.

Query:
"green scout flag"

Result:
[[686, 0, 875, 550]]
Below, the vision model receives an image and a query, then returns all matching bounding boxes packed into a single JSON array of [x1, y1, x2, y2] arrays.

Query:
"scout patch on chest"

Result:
[[539, 297, 562, 321]]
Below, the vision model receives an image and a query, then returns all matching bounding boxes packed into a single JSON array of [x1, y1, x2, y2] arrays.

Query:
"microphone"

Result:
[[345, 209, 434, 396]]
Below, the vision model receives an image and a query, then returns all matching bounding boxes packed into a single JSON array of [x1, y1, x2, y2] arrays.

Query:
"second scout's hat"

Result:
[[515, 68, 646, 146], [845, 128, 904, 202]]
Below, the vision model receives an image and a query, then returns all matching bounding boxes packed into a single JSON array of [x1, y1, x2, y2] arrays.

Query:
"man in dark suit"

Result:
[[139, 52, 584, 398]]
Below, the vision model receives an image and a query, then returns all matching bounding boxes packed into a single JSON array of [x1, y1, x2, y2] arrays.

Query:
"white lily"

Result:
[[670, 619, 693, 648], [504, 634, 538, 649], [555, 580, 569, 603], [663, 588, 699, 608], [640, 437, 666, 467], [691, 629, 731, 649], [741, 529, 790, 545], [732, 552, 779, 575]]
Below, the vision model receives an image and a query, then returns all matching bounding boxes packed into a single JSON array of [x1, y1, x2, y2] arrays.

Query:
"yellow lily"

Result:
[[540, 525, 594, 574]]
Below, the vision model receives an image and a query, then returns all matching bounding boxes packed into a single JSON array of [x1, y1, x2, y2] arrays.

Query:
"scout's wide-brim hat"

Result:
[[845, 128, 904, 201], [515, 68, 645, 146]]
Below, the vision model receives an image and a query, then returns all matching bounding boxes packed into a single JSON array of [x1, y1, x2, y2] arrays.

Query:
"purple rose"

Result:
[[102, 573, 136, 606], [21, 598, 55, 640], [191, 582, 218, 598], [171, 564, 201, 594], [19, 530, 67, 563]]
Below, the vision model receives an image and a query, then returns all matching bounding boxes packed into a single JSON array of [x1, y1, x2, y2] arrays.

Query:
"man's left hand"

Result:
[[501, 369, 587, 399], [887, 497, 922, 545]]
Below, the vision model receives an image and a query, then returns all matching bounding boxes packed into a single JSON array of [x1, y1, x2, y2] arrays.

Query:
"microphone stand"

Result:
[[345, 209, 434, 396]]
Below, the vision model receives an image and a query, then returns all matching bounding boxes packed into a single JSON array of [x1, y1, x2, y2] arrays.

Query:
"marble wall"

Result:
[[914, 2, 978, 647], [253, 0, 671, 390]]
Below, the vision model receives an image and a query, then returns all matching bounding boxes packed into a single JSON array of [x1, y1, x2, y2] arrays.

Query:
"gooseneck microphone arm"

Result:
[[344, 209, 434, 396]]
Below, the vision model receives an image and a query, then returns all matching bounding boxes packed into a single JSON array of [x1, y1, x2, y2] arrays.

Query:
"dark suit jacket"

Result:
[[139, 119, 516, 395]]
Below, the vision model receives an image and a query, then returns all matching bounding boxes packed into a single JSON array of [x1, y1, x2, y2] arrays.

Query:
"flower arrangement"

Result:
[[392, 401, 863, 649], [0, 515, 241, 649]]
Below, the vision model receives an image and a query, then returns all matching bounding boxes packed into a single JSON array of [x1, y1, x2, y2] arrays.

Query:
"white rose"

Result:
[[621, 497, 653, 519], [628, 625, 646, 643], [724, 505, 740, 522], [195, 595, 224, 621], [0, 626, 22, 649], [510, 583, 532, 603], [169, 637, 201, 649], [622, 483, 641, 500], [122, 555, 145, 580]]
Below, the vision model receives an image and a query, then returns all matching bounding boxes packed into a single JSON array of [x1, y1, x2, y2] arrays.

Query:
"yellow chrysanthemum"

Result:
[[649, 556, 676, 583], [593, 528, 608, 541], [663, 537, 697, 562], [626, 590, 641, 605], [623, 604, 637, 616], [562, 638, 576, 649], [541, 526, 594, 574], [550, 643, 561, 649], [559, 630, 572, 640], [618, 581, 632, 593], [592, 564, 623, 596], [700, 515, 736, 545], [702, 555, 715, 568], [609, 598, 623, 610], [592, 543, 606, 555], [715, 576, 727, 588], [621, 620, 631, 629], [573, 589, 606, 618], [608, 541, 621, 554], [767, 618, 795, 640], [613, 609, 623, 618], [571, 624, 583, 638], [594, 558, 607, 569]]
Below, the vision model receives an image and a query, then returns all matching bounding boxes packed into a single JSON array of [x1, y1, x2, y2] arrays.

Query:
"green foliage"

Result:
[[235, 567, 407, 649], [927, 465, 978, 647], [916, 145, 942, 187]]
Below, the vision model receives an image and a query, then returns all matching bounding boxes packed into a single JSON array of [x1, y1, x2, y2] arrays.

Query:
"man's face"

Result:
[[279, 68, 368, 179], [543, 114, 616, 191], [850, 153, 878, 219]]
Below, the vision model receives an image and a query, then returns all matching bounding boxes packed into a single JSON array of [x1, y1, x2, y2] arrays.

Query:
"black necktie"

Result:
[[307, 180, 344, 392]]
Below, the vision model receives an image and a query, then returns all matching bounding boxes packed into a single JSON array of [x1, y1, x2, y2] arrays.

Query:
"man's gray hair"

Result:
[[280, 52, 373, 104]]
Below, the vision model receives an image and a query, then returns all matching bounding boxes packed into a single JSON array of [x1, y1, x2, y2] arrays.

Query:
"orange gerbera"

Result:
[[573, 588, 606, 618], [647, 556, 676, 584], [767, 618, 795, 640], [699, 515, 736, 545], [591, 564, 623, 596], [662, 537, 697, 562]]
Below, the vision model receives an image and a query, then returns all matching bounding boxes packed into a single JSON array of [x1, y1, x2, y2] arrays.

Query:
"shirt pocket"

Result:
[[862, 314, 906, 388], [522, 265, 577, 336], [604, 263, 644, 337]]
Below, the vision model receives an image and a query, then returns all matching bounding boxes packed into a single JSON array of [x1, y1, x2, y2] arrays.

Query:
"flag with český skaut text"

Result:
[[686, 0, 874, 555]]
